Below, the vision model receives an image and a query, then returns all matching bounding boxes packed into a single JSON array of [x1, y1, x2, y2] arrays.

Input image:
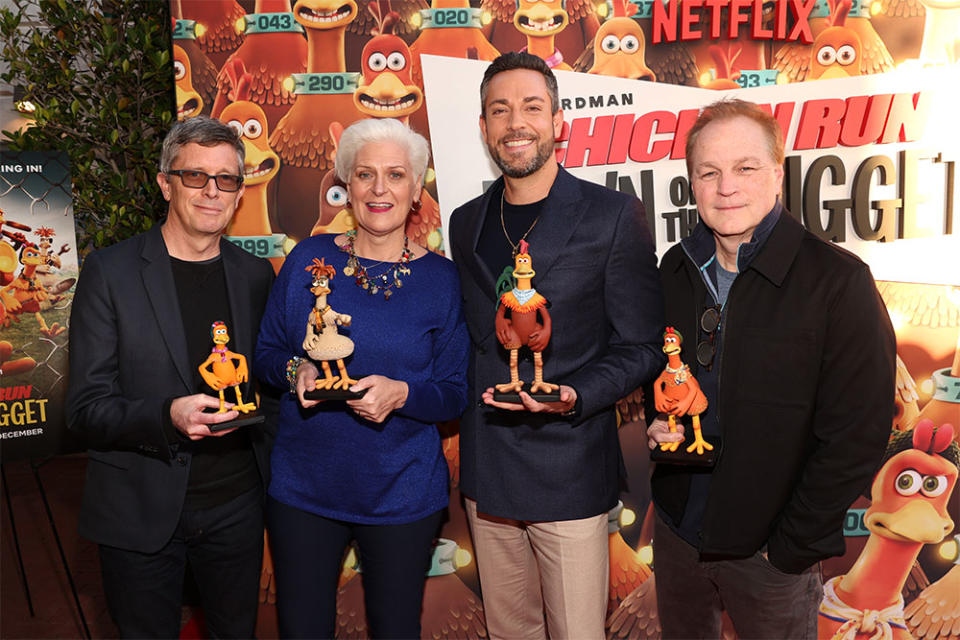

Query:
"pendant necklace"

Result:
[[500, 190, 541, 259], [340, 230, 412, 300]]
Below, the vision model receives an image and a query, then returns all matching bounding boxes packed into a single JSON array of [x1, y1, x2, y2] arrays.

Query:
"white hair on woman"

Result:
[[334, 118, 430, 184]]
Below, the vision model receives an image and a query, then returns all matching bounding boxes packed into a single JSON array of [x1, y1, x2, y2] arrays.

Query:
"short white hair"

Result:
[[335, 119, 430, 183]]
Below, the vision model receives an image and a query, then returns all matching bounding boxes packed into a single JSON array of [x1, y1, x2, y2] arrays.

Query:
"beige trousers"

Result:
[[465, 497, 608, 640]]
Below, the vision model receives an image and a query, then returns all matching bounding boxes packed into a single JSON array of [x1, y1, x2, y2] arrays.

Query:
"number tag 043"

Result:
[[243, 12, 305, 35]]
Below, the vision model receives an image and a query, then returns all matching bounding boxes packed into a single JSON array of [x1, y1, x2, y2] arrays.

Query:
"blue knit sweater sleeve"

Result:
[[254, 239, 309, 391], [395, 260, 469, 423]]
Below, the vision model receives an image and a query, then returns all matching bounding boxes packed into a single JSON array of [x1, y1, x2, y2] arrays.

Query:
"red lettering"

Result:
[[565, 116, 613, 167], [756, 101, 797, 146], [704, 0, 725, 38], [727, 0, 751, 39], [651, 0, 677, 44], [750, 0, 772, 40], [840, 94, 893, 147], [774, 0, 788, 39], [788, 0, 815, 44], [671, 108, 701, 160], [554, 120, 570, 164], [680, 0, 703, 41], [607, 114, 636, 165], [880, 92, 931, 144], [629, 111, 677, 162], [794, 98, 846, 150]]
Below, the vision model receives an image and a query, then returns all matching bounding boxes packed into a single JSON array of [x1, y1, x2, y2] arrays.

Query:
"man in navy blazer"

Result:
[[66, 117, 276, 638], [449, 53, 665, 639]]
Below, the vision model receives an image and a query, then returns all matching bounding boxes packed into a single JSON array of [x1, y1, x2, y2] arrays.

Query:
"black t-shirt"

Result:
[[169, 256, 259, 511], [477, 185, 547, 284]]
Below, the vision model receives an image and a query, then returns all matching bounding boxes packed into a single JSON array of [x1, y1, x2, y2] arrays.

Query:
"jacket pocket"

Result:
[[86, 450, 132, 471]]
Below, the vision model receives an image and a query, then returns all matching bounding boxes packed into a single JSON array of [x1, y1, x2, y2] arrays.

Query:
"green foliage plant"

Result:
[[0, 0, 175, 253]]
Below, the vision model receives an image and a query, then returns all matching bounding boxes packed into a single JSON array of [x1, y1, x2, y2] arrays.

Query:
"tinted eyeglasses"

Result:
[[167, 169, 243, 192], [696, 304, 722, 371]]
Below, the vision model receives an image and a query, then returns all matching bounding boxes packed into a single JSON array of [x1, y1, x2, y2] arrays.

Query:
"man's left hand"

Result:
[[482, 385, 577, 414]]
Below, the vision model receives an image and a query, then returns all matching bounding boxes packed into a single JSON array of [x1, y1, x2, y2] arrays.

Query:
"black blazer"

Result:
[[66, 224, 276, 553], [450, 168, 665, 521]]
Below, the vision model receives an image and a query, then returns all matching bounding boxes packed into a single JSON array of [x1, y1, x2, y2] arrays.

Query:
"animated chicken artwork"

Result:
[[172, 1, 219, 117], [586, 0, 655, 79], [0, 243, 66, 338], [653, 326, 712, 456], [270, 0, 363, 241], [215, 59, 286, 272], [511, 0, 572, 70], [181, 0, 248, 68], [198, 320, 259, 414], [818, 420, 959, 640], [481, 0, 599, 66], [310, 123, 358, 237], [493, 240, 558, 401], [407, 0, 500, 91], [210, 0, 308, 132], [344, 0, 429, 73], [808, 0, 863, 80], [174, 44, 205, 121], [302, 258, 360, 398]]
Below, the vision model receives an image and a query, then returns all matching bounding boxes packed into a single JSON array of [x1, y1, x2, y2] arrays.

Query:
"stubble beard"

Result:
[[488, 135, 555, 179]]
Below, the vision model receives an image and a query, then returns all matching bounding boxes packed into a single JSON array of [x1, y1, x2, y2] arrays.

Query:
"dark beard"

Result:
[[488, 136, 554, 179]]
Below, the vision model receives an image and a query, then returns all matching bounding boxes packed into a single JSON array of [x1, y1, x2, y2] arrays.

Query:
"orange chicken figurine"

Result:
[[494, 239, 558, 399], [653, 327, 711, 455], [818, 419, 958, 640], [198, 321, 258, 414]]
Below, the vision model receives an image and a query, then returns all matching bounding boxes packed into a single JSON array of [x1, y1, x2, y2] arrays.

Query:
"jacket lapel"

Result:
[[465, 178, 500, 303], [140, 225, 194, 391], [522, 168, 586, 282], [220, 241, 254, 359]]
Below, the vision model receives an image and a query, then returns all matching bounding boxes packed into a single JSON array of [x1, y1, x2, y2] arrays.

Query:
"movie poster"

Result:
[[0, 151, 81, 463], [168, 0, 960, 636]]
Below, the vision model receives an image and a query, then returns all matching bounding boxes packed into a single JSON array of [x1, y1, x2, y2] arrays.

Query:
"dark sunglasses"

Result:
[[696, 304, 722, 370], [167, 169, 243, 192]]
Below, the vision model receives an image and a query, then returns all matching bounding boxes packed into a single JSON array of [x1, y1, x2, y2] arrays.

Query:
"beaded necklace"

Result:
[[340, 229, 412, 300]]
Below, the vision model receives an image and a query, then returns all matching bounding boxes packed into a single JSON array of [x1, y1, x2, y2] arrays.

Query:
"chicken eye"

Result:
[[836, 44, 857, 66], [921, 474, 948, 497], [817, 45, 836, 66], [226, 119, 244, 137], [386, 51, 406, 71], [367, 52, 387, 72], [895, 469, 922, 496], [174, 60, 186, 80], [620, 35, 639, 53], [243, 118, 263, 139], [325, 185, 348, 207], [600, 34, 620, 54]]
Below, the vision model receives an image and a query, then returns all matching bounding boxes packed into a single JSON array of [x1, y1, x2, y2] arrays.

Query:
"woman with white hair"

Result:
[[255, 118, 468, 639]]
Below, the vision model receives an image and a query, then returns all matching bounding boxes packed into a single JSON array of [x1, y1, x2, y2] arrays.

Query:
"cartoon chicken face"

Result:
[[293, 0, 358, 29], [588, 18, 655, 80], [864, 426, 957, 545], [810, 25, 862, 79], [513, 0, 568, 37], [220, 102, 280, 187], [354, 35, 423, 118], [173, 44, 203, 120]]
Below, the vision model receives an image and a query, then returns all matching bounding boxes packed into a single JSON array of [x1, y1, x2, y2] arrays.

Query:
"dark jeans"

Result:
[[98, 486, 264, 639], [266, 496, 443, 640], [654, 513, 822, 639]]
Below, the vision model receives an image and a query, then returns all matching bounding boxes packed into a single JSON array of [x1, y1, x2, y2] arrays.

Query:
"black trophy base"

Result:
[[209, 410, 266, 432], [493, 389, 563, 404], [650, 436, 722, 467], [304, 387, 368, 401]]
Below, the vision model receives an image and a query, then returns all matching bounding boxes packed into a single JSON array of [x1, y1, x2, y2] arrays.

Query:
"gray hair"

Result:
[[159, 115, 245, 175], [334, 119, 430, 183]]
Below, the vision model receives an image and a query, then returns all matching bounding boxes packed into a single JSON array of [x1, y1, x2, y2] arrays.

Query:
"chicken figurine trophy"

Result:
[[493, 240, 560, 404], [302, 258, 363, 400], [651, 327, 717, 463], [198, 320, 264, 431]]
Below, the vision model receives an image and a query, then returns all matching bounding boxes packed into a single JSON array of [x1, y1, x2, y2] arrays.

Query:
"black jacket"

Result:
[[651, 211, 896, 573], [451, 167, 665, 521], [66, 225, 276, 553]]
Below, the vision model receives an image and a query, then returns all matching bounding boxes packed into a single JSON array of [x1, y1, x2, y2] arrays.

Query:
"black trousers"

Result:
[[98, 486, 264, 639], [266, 495, 443, 640]]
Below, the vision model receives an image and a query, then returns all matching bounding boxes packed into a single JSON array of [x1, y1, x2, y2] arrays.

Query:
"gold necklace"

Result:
[[500, 190, 541, 259]]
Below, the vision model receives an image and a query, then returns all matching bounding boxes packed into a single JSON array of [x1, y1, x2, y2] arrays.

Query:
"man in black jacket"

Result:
[[647, 98, 895, 638], [67, 116, 276, 638]]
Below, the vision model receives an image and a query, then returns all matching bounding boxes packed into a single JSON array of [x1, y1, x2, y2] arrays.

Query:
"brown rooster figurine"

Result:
[[653, 327, 711, 455], [494, 239, 558, 398]]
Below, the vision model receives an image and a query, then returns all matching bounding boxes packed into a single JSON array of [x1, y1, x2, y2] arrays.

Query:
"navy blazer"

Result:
[[66, 224, 276, 553], [450, 167, 665, 521]]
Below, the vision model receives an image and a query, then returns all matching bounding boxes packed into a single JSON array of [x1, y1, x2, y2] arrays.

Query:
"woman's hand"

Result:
[[295, 361, 322, 409], [346, 375, 408, 423]]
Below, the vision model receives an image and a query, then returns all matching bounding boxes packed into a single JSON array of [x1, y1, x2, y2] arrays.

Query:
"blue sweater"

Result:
[[255, 234, 469, 525]]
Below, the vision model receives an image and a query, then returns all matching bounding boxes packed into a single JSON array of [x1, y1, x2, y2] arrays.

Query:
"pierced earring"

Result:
[[410, 200, 422, 213]]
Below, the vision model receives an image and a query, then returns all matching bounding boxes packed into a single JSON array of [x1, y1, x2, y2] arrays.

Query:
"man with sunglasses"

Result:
[[67, 116, 276, 638], [646, 99, 895, 638]]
